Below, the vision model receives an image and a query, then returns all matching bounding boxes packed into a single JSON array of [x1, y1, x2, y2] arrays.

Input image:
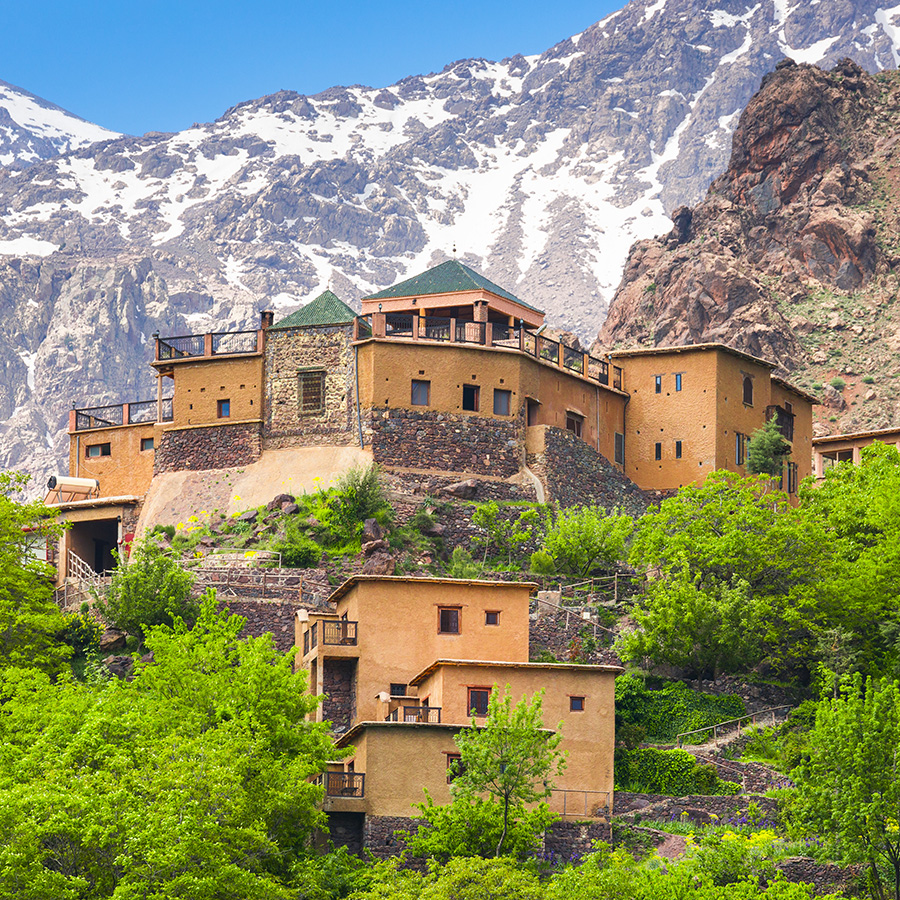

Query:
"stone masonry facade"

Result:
[[528, 426, 649, 514], [368, 407, 523, 478], [264, 324, 357, 447], [322, 658, 357, 734], [154, 422, 262, 473]]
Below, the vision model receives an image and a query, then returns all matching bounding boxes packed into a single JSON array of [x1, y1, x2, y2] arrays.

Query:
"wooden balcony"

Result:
[[303, 620, 358, 655], [153, 329, 264, 365], [385, 706, 442, 724], [71, 398, 173, 432], [319, 772, 365, 798]]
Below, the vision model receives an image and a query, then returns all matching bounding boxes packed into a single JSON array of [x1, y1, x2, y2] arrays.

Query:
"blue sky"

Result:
[[3, 1, 623, 136]]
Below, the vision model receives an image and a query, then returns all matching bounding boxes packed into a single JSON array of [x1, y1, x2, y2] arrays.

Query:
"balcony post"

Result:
[[449, 318, 457, 343], [412, 315, 420, 341], [68, 408, 77, 433], [156, 373, 163, 423], [123, 403, 130, 426], [204, 333, 213, 357], [153, 331, 160, 362], [373, 312, 386, 338], [484, 322, 493, 347], [518, 320, 525, 352], [557, 343, 564, 369], [582, 351, 589, 377]]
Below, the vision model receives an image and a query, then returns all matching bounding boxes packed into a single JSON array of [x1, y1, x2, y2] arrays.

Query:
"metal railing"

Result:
[[321, 620, 358, 646], [386, 706, 442, 723], [212, 330, 258, 355], [538, 334, 560, 364], [319, 772, 365, 798], [563, 344, 585, 375], [550, 789, 611, 818], [422, 316, 452, 341], [73, 397, 173, 431], [385, 313, 414, 337], [157, 334, 205, 359], [676, 705, 794, 747]]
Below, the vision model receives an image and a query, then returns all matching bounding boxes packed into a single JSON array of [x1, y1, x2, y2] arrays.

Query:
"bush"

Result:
[[327, 465, 392, 536], [96, 538, 199, 640], [59, 611, 102, 657], [811, 383, 823, 391], [829, 377, 846, 391], [862, 375, 875, 384], [532, 506, 632, 577], [615, 747, 741, 795], [447, 547, 482, 579], [275, 535, 322, 568]]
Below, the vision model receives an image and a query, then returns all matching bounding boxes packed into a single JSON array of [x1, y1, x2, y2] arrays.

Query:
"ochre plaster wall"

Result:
[[770, 381, 814, 483], [68, 423, 156, 497], [300, 579, 532, 725], [168, 356, 264, 428]]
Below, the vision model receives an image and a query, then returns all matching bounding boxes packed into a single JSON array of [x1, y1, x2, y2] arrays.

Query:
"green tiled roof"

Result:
[[270, 290, 357, 329], [362, 260, 542, 314]]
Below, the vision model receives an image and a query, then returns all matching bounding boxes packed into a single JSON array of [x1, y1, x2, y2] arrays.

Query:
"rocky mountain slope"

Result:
[[3, 0, 900, 476], [597, 57, 900, 436]]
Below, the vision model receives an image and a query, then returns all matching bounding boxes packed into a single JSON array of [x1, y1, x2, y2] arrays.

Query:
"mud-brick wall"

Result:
[[529, 427, 649, 515], [323, 658, 357, 734], [264, 324, 357, 447], [154, 422, 261, 473], [368, 408, 522, 478]]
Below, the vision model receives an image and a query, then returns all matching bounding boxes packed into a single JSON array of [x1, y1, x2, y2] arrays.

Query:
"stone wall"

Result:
[[368, 407, 523, 478], [154, 422, 261, 473], [264, 324, 357, 447], [528, 426, 649, 514], [529, 603, 619, 665], [325, 812, 365, 856], [545, 821, 612, 864], [614, 792, 779, 823], [363, 815, 420, 860], [323, 658, 357, 734], [215, 597, 307, 654]]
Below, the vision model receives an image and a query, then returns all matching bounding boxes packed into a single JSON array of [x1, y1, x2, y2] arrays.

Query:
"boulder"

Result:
[[237, 509, 258, 523], [424, 522, 446, 537], [98, 628, 126, 652], [103, 655, 134, 679], [822, 384, 847, 410], [267, 493, 294, 511], [441, 478, 479, 500], [362, 551, 395, 576], [361, 539, 389, 556], [362, 518, 384, 542], [281, 502, 301, 515]]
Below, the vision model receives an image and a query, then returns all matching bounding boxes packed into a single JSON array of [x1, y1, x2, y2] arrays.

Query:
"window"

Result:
[[566, 412, 584, 438], [786, 461, 798, 494], [298, 369, 325, 415], [217, 399, 230, 418], [742, 375, 754, 406], [439, 607, 460, 634], [614, 432, 625, 465], [485, 611, 500, 626], [411, 379, 431, 406], [468, 688, 491, 716], [446, 753, 465, 783], [493, 388, 511, 416], [655, 375, 662, 394], [675, 440, 682, 459], [462, 384, 480, 412], [86, 443, 111, 458], [390, 683, 407, 697], [655, 442, 662, 461], [735, 432, 746, 466], [140, 437, 154, 452], [675, 373, 683, 392], [570, 696, 585, 712]]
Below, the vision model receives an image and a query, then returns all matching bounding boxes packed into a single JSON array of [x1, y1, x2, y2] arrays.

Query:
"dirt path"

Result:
[[654, 832, 687, 860]]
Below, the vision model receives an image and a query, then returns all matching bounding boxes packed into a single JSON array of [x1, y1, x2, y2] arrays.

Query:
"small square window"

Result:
[[439, 607, 460, 634], [570, 696, 585, 712], [675, 373, 682, 391], [298, 369, 325, 415], [655, 375, 662, 394], [86, 443, 111, 458], [140, 437, 155, 452], [468, 688, 491, 716], [655, 442, 662, 461], [462, 384, 480, 412], [411, 379, 431, 406], [485, 611, 500, 626], [566, 412, 583, 438], [390, 683, 407, 697], [675, 440, 682, 459], [493, 388, 511, 416], [217, 399, 230, 418]]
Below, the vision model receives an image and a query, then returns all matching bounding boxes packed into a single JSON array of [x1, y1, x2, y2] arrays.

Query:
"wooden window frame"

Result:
[[462, 384, 480, 412], [467, 687, 492, 717], [570, 695, 585, 712], [655, 441, 662, 461], [675, 440, 682, 459], [742, 375, 754, 406], [140, 437, 155, 452], [484, 610, 500, 626], [654, 375, 662, 394], [438, 606, 460, 634], [298, 368, 326, 416], [411, 379, 431, 407], [217, 398, 231, 418], [86, 443, 111, 458], [675, 373, 683, 392], [566, 412, 584, 438], [614, 432, 625, 465], [493, 388, 511, 416], [446, 752, 465, 783]]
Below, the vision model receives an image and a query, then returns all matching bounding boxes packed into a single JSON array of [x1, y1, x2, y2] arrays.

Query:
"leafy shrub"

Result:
[[151, 524, 176, 540], [862, 375, 876, 384], [327, 465, 392, 535], [447, 547, 482, 579], [532, 506, 632, 577], [59, 611, 102, 657], [274, 535, 322, 568], [829, 377, 846, 391], [472, 502, 541, 565], [811, 383, 823, 391], [615, 747, 741, 795]]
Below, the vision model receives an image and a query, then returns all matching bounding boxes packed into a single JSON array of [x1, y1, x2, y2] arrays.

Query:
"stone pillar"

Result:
[[373, 313, 386, 338], [123, 403, 131, 426], [473, 301, 488, 323], [449, 318, 457, 343], [204, 333, 213, 357], [412, 316, 420, 340]]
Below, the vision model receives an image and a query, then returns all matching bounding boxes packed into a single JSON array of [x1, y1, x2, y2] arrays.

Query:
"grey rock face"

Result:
[[2, 0, 900, 478]]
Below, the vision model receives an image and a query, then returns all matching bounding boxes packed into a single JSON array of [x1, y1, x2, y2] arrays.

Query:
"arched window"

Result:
[[742, 375, 754, 406]]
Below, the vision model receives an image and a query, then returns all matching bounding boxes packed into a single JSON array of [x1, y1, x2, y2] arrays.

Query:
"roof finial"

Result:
[[452, 243, 457, 257]]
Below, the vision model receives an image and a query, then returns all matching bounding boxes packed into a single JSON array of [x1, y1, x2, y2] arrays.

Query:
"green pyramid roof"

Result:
[[270, 290, 357, 329], [362, 260, 542, 313]]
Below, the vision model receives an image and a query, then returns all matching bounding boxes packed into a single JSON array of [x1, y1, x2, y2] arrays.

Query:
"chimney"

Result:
[[260, 310, 275, 329]]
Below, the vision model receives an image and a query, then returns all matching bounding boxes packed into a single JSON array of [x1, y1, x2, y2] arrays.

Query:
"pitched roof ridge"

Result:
[[271, 290, 357, 329]]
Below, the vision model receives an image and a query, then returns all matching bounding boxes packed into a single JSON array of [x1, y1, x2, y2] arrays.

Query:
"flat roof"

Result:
[[813, 426, 900, 446], [609, 342, 777, 370], [334, 718, 555, 748], [409, 658, 624, 686], [326, 575, 538, 603]]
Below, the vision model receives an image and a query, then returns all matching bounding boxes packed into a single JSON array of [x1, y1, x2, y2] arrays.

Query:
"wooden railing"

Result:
[[319, 772, 365, 797], [73, 397, 172, 431], [676, 705, 794, 747], [155, 329, 262, 362], [386, 706, 442, 723], [321, 620, 358, 646]]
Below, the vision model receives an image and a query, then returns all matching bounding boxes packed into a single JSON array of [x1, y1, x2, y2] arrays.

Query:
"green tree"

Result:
[[0, 594, 336, 898], [451, 687, 565, 857], [472, 503, 542, 566], [96, 536, 198, 640], [792, 674, 900, 900], [0, 472, 70, 675], [747, 416, 790, 477], [531, 507, 632, 577]]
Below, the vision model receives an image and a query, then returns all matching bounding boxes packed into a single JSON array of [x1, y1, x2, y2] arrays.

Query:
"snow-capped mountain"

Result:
[[2, 0, 900, 478], [0, 79, 119, 171]]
